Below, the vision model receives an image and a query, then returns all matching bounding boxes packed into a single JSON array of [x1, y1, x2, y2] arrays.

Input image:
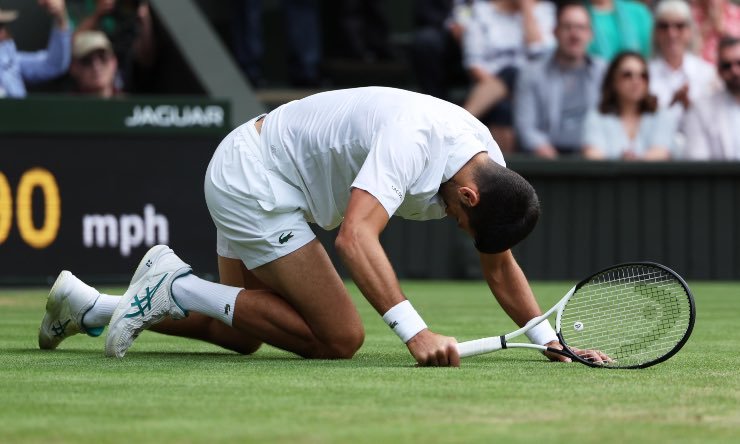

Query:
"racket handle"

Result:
[[457, 336, 503, 358]]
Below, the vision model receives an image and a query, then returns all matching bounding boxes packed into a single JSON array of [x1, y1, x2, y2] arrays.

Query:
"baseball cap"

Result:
[[0, 8, 19, 24], [73, 31, 113, 59]]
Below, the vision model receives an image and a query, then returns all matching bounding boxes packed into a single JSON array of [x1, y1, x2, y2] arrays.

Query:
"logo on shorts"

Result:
[[278, 232, 294, 244]]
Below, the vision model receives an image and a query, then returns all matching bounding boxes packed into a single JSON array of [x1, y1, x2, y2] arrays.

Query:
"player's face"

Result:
[[439, 181, 474, 237]]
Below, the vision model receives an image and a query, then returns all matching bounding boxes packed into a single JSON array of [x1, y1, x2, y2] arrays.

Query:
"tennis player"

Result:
[[40, 87, 568, 366]]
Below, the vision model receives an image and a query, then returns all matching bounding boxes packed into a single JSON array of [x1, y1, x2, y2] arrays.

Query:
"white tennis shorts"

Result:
[[204, 115, 316, 269]]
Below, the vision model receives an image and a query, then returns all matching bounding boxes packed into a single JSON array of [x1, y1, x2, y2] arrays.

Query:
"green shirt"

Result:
[[587, 0, 653, 61]]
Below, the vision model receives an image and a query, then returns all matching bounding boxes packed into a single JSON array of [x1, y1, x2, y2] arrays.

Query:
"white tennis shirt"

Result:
[[258, 87, 505, 230]]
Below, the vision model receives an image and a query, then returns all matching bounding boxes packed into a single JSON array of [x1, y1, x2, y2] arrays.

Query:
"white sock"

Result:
[[171, 274, 240, 326], [82, 294, 119, 329]]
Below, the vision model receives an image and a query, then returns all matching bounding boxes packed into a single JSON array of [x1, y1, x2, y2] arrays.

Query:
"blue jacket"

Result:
[[0, 27, 72, 98], [514, 51, 606, 151]]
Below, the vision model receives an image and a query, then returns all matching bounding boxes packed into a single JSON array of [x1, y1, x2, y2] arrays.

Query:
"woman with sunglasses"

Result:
[[582, 51, 674, 160]]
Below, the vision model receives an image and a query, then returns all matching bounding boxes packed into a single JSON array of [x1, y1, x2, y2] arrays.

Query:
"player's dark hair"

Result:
[[464, 161, 540, 254]]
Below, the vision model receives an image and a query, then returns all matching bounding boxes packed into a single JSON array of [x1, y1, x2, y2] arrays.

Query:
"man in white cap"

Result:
[[0, 0, 71, 98], [648, 0, 719, 135], [69, 30, 119, 97]]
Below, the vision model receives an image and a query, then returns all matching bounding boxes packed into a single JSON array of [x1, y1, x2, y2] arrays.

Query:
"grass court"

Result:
[[1, 281, 738, 443]]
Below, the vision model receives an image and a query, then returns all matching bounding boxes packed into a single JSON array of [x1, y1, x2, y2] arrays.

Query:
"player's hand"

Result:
[[544, 340, 612, 364], [406, 329, 460, 367], [543, 340, 572, 363], [571, 346, 613, 364]]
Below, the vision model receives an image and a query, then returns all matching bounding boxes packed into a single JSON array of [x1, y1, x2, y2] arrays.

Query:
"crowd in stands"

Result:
[[0, 0, 152, 98], [1, 0, 740, 160], [410, 0, 740, 160]]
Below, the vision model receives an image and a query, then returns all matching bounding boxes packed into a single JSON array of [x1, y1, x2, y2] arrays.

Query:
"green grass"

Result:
[[1, 281, 738, 443]]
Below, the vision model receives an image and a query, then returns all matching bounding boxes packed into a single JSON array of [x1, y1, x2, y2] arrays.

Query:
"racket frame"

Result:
[[457, 262, 696, 369]]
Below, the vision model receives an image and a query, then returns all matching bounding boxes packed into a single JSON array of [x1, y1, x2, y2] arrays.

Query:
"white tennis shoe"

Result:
[[38, 271, 104, 350], [105, 245, 192, 358]]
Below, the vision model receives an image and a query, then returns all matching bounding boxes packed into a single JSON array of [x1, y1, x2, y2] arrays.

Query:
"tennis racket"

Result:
[[456, 262, 695, 369]]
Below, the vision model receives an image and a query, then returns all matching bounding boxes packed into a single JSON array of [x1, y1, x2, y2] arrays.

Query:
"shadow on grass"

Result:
[[5, 347, 410, 368]]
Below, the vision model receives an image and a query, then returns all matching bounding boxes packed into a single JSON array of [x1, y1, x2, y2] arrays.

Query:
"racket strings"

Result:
[[559, 265, 692, 368]]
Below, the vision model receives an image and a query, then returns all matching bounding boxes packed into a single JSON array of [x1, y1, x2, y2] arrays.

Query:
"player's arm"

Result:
[[479, 250, 570, 362], [336, 188, 460, 367]]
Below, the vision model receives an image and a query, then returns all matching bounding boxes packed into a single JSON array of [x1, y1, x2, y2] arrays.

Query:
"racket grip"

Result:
[[457, 336, 503, 358]]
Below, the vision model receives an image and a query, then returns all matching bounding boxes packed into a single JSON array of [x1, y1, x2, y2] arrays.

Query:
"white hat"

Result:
[[73, 31, 113, 59], [655, 0, 692, 22], [0, 8, 19, 24]]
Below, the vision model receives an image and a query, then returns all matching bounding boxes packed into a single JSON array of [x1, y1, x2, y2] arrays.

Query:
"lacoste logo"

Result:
[[224, 304, 231, 315], [389, 321, 398, 329], [278, 232, 294, 244]]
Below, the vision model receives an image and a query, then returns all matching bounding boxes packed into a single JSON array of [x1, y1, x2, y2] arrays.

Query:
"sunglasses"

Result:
[[719, 59, 740, 71], [656, 21, 689, 31], [79, 50, 112, 67], [619, 70, 648, 80]]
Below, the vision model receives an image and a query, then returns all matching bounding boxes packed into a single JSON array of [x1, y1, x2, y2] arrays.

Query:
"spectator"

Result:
[[514, 2, 606, 159], [682, 37, 740, 159], [650, 0, 718, 110], [586, 0, 653, 61], [691, 0, 740, 65], [410, 0, 476, 101], [69, 0, 155, 92], [0, 1, 71, 98], [69, 30, 120, 97], [231, 0, 321, 87], [462, 0, 556, 154], [582, 51, 674, 160], [649, 0, 719, 149]]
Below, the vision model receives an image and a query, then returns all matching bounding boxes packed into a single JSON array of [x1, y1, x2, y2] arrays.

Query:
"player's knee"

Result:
[[315, 326, 365, 359], [227, 337, 262, 355], [333, 327, 365, 358], [233, 338, 263, 355]]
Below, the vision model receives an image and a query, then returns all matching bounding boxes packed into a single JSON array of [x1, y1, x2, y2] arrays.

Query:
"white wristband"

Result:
[[524, 319, 558, 345], [382, 300, 428, 343]]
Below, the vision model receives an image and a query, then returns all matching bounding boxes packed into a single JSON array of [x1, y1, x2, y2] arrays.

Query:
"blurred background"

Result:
[[2, 0, 740, 285]]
